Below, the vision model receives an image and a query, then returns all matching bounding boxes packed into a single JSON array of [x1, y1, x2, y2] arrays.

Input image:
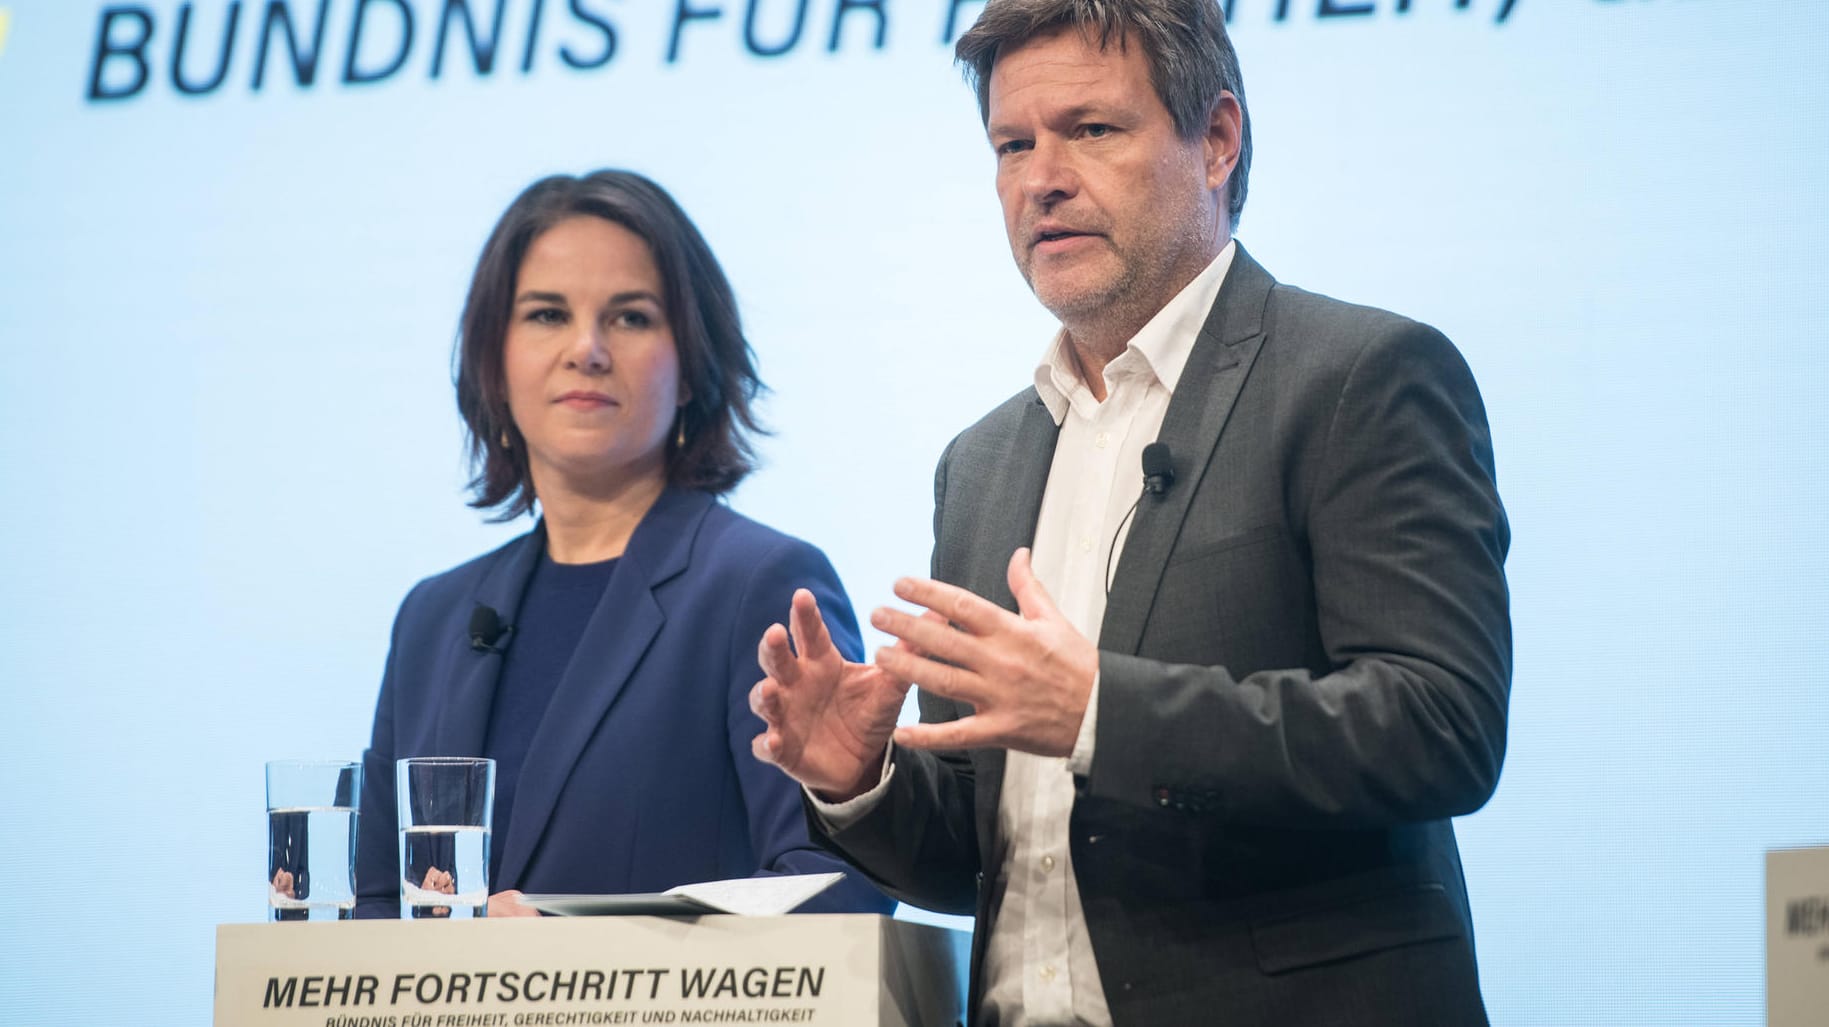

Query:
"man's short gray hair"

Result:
[[955, 0, 1252, 230]]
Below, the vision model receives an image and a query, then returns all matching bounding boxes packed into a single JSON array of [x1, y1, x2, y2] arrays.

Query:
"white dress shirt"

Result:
[[818, 243, 1236, 1026]]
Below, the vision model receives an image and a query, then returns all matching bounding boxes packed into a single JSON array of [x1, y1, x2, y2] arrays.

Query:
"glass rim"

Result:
[[266, 759, 361, 812], [396, 757, 495, 767]]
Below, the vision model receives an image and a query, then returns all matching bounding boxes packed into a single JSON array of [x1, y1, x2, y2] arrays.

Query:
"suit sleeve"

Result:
[[723, 536, 894, 914], [1088, 320, 1512, 829], [807, 439, 986, 916]]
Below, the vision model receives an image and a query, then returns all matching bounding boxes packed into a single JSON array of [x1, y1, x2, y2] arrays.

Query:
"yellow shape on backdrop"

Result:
[[0, 11, 11, 60]]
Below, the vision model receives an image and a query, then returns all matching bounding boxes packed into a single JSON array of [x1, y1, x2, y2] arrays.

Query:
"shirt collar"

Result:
[[1032, 240, 1237, 425]]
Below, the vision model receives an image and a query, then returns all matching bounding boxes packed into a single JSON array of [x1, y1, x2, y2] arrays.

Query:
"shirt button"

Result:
[[1079, 537, 1094, 553], [1039, 965, 1056, 982], [1095, 432, 1110, 449], [1039, 854, 1056, 873]]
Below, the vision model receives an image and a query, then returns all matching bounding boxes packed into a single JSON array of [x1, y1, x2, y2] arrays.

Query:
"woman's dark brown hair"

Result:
[[454, 170, 764, 520]]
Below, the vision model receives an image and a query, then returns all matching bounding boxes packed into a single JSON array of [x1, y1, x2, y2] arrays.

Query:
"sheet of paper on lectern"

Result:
[[519, 872, 844, 918]]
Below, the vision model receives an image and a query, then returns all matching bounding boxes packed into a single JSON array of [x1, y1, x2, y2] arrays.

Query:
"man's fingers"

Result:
[[758, 622, 799, 685], [748, 679, 777, 721], [905, 610, 950, 657], [892, 576, 1007, 634], [1007, 547, 1063, 622], [879, 611, 949, 664], [750, 731, 779, 766], [895, 716, 996, 752], [872, 644, 919, 689], [788, 588, 836, 661], [876, 646, 987, 705], [871, 604, 984, 668]]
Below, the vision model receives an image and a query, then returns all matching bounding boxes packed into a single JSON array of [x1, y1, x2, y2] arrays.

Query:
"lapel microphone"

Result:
[[1107, 443, 1176, 594], [468, 603, 514, 654], [1142, 442, 1176, 495]]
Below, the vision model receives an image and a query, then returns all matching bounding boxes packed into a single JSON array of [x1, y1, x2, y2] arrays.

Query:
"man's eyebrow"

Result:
[[1053, 102, 1106, 123], [989, 103, 1112, 137]]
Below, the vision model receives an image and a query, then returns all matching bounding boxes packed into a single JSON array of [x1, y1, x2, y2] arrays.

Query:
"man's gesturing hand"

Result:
[[751, 589, 910, 803], [874, 548, 1097, 758]]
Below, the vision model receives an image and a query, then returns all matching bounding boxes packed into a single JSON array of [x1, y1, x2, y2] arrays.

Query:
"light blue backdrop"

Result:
[[1, 1, 1824, 1022]]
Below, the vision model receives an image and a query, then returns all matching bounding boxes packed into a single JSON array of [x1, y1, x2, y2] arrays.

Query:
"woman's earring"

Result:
[[500, 429, 512, 450], [675, 415, 687, 450]]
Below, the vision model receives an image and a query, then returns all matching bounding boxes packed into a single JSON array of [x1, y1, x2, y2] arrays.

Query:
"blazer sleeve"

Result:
[[809, 742, 984, 916], [1087, 319, 1512, 829], [722, 535, 894, 914]]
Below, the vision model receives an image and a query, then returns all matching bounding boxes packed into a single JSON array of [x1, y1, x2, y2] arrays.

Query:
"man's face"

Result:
[[987, 29, 1227, 339]]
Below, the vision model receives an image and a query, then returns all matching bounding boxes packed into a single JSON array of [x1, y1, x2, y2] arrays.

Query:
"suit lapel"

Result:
[[1099, 246, 1275, 656], [435, 529, 544, 759], [973, 393, 1061, 610], [494, 487, 709, 886], [964, 392, 1061, 820]]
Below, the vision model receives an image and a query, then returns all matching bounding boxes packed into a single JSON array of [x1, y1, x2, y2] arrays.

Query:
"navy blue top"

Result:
[[481, 553, 618, 883]]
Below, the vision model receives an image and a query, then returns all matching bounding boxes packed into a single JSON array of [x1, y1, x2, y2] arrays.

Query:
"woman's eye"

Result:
[[527, 307, 566, 326], [614, 309, 654, 329]]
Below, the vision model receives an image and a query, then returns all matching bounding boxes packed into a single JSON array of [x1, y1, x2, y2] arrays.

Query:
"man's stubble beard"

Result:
[[1025, 210, 1208, 362]]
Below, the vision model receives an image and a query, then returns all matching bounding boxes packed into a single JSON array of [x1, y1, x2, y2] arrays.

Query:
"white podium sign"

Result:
[[214, 915, 966, 1027], [1767, 846, 1829, 1027]]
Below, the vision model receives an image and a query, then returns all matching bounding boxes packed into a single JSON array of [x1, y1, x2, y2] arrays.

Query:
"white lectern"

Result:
[[1767, 845, 1829, 1027], [215, 914, 967, 1026]]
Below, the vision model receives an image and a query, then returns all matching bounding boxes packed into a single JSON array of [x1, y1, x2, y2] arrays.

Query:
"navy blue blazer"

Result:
[[354, 487, 890, 917]]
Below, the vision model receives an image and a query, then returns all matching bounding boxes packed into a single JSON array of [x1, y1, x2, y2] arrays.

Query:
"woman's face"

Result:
[[503, 215, 684, 501]]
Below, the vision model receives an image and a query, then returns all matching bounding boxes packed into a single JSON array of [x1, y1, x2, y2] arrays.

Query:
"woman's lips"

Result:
[[556, 391, 615, 409]]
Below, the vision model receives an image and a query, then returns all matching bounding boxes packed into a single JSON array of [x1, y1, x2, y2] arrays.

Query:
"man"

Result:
[[750, 0, 1511, 1022]]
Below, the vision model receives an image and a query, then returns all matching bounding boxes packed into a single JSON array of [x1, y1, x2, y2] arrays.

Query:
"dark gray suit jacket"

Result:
[[816, 247, 1510, 1025]]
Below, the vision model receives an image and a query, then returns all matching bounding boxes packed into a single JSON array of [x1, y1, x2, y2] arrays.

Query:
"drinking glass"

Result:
[[265, 759, 361, 921], [396, 757, 494, 918]]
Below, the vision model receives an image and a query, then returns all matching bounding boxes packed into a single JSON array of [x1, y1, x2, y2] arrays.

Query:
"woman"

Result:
[[353, 170, 888, 918]]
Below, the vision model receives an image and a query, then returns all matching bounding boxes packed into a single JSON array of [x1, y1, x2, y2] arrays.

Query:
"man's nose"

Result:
[[1022, 137, 1079, 206]]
